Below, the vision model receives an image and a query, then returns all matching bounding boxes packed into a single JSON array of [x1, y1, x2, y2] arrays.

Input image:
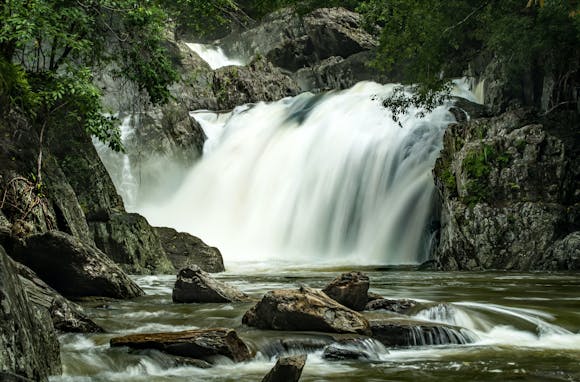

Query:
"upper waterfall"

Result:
[[185, 43, 244, 69], [132, 82, 455, 266]]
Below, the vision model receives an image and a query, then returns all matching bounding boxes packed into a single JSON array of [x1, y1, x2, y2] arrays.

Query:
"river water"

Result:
[[51, 266, 580, 382]]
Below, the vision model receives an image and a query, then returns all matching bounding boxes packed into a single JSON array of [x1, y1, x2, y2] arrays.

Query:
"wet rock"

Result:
[[0, 246, 61, 381], [242, 287, 370, 334], [322, 271, 369, 311], [261, 355, 306, 382], [370, 319, 476, 347], [322, 338, 388, 361], [14, 261, 103, 333], [259, 336, 334, 358], [433, 109, 580, 270], [449, 97, 491, 123], [90, 212, 175, 275], [537, 231, 580, 270], [110, 328, 251, 362], [156, 227, 224, 273], [11, 231, 144, 299], [365, 299, 418, 314], [172, 265, 247, 303]]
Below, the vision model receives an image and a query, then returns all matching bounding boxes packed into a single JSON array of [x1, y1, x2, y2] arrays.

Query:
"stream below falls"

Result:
[[51, 267, 580, 382]]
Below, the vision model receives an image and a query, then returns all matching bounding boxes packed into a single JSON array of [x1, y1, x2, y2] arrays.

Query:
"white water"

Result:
[[185, 43, 244, 69], [132, 82, 455, 265]]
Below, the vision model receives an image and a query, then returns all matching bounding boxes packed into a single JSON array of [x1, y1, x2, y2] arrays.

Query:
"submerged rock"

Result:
[[0, 246, 61, 381], [365, 299, 418, 314], [11, 231, 144, 299], [322, 271, 369, 311], [262, 355, 307, 382], [172, 265, 247, 303], [242, 287, 370, 334], [370, 319, 476, 347], [110, 328, 251, 363], [156, 227, 224, 272], [14, 261, 103, 333]]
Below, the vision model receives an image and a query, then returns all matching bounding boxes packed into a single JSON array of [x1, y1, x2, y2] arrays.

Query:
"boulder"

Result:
[[259, 336, 334, 358], [370, 319, 476, 347], [110, 328, 251, 362], [261, 355, 306, 382], [0, 246, 61, 381], [156, 227, 224, 272], [322, 338, 388, 361], [14, 261, 103, 333], [242, 287, 370, 334], [322, 271, 369, 311], [172, 265, 247, 303], [365, 299, 418, 314], [11, 230, 144, 299], [90, 212, 175, 275]]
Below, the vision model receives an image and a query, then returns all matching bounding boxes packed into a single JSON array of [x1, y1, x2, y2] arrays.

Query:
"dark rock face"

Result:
[[242, 287, 370, 334], [433, 109, 580, 270], [14, 261, 103, 333], [370, 319, 476, 347], [365, 299, 418, 314], [172, 265, 247, 303], [11, 231, 144, 299], [0, 246, 61, 381], [156, 227, 224, 272], [261, 355, 306, 382], [322, 272, 369, 311], [90, 212, 174, 275], [110, 328, 251, 363]]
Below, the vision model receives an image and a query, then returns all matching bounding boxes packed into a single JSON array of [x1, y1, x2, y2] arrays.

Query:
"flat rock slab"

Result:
[[110, 328, 251, 362], [262, 355, 306, 382], [370, 319, 477, 347], [322, 271, 369, 311], [243, 287, 370, 334], [172, 265, 248, 303]]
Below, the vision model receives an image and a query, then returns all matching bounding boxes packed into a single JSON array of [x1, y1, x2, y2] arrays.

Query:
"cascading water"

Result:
[[185, 43, 244, 69], [136, 82, 455, 265]]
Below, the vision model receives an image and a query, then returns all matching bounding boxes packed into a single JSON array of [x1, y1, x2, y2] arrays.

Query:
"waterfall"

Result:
[[185, 43, 244, 69], [133, 82, 455, 265]]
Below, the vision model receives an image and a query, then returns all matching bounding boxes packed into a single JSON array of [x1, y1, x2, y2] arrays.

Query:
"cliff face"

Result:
[[432, 109, 580, 270]]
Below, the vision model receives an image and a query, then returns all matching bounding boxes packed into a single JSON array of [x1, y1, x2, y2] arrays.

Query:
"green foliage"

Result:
[[461, 144, 511, 206], [160, 0, 241, 37]]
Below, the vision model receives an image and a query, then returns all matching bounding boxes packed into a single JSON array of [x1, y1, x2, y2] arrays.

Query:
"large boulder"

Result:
[[110, 328, 251, 363], [370, 319, 477, 347], [433, 109, 580, 270], [242, 287, 370, 334], [14, 260, 103, 333], [261, 355, 306, 382], [172, 265, 247, 303], [322, 271, 369, 311], [11, 230, 144, 299], [90, 212, 175, 275], [0, 246, 61, 381], [156, 227, 224, 272]]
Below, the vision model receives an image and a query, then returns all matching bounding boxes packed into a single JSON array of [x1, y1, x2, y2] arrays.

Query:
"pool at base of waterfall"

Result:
[[50, 267, 580, 382]]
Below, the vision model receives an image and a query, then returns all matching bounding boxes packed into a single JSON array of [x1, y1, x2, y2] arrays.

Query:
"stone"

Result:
[[370, 319, 476, 347], [259, 336, 334, 358], [365, 299, 418, 314], [261, 355, 307, 382], [11, 230, 144, 299], [90, 212, 175, 275], [110, 328, 251, 363], [156, 227, 224, 272], [322, 271, 369, 311], [242, 287, 370, 334], [322, 338, 388, 361], [172, 265, 247, 303], [537, 231, 580, 270], [0, 246, 61, 381], [14, 260, 103, 333]]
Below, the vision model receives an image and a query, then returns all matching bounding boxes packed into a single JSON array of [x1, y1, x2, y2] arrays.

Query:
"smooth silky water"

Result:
[[84, 46, 580, 381]]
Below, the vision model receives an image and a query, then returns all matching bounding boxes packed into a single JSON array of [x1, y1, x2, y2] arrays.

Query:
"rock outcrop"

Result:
[[156, 227, 224, 272], [433, 109, 580, 270], [90, 212, 175, 275], [11, 231, 144, 299], [110, 328, 251, 363], [243, 287, 370, 334], [322, 272, 369, 311], [261, 355, 306, 382], [0, 246, 61, 381], [172, 265, 247, 303]]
